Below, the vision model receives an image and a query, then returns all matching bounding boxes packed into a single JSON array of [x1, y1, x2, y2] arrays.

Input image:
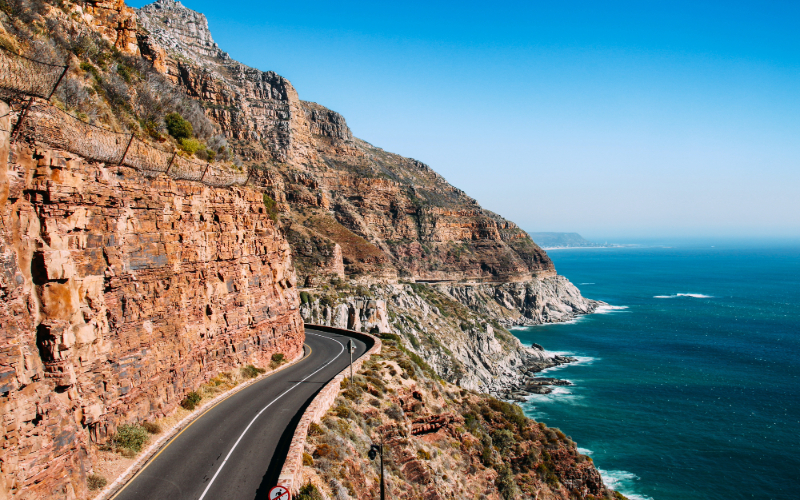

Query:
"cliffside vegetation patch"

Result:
[[301, 340, 620, 499]]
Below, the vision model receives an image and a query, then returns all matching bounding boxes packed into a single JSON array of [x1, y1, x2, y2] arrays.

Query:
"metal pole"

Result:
[[349, 339, 353, 384], [47, 65, 70, 101], [165, 152, 176, 175], [10, 97, 34, 142], [119, 134, 134, 165], [200, 162, 211, 181], [380, 432, 385, 500]]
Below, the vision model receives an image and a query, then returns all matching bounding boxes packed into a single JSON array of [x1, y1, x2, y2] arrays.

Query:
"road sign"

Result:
[[268, 485, 291, 500]]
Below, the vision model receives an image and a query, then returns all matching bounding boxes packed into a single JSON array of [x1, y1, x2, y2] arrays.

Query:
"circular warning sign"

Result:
[[268, 485, 291, 500]]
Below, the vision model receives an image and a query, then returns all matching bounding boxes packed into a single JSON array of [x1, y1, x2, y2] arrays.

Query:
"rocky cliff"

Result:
[[0, 103, 303, 498], [0, 0, 611, 497], [135, 0, 555, 284], [130, 0, 602, 395]]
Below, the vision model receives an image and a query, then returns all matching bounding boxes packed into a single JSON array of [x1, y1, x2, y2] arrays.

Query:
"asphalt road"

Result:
[[113, 328, 367, 500]]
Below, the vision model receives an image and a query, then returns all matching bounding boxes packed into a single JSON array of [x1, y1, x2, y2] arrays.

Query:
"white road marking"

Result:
[[197, 332, 350, 500]]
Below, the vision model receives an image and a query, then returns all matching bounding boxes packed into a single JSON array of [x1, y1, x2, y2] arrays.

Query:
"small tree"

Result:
[[165, 112, 193, 140], [263, 194, 278, 222]]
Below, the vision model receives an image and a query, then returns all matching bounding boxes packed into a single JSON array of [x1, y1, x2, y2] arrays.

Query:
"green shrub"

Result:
[[116, 64, 133, 83], [165, 112, 193, 140], [87, 473, 107, 491], [262, 194, 278, 222], [270, 353, 286, 369], [181, 391, 202, 410], [491, 428, 515, 453], [299, 291, 312, 304], [179, 137, 203, 155], [495, 464, 519, 500], [297, 482, 323, 500], [241, 364, 266, 379], [80, 62, 101, 81], [302, 452, 314, 466], [111, 424, 149, 453]]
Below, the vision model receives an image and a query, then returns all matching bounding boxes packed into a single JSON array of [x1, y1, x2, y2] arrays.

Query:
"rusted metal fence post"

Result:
[[164, 152, 177, 175], [46, 65, 69, 101], [119, 135, 135, 165], [200, 162, 211, 182]]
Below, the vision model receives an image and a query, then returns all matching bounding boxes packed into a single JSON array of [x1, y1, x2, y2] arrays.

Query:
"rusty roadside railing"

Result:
[[0, 47, 251, 188]]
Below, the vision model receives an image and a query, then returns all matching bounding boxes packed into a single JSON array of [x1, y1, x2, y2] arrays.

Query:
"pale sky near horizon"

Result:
[[130, 0, 800, 241]]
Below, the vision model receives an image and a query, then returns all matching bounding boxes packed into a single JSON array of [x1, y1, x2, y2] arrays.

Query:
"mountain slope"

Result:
[[136, 0, 555, 284]]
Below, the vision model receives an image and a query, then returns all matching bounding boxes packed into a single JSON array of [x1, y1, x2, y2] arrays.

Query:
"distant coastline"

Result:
[[528, 231, 632, 250]]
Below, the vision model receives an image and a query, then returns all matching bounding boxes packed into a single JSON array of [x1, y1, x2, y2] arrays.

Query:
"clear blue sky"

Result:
[[131, 0, 800, 240]]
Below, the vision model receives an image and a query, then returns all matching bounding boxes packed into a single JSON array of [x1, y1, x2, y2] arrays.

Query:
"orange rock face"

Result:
[[81, 0, 140, 55], [0, 119, 303, 497]]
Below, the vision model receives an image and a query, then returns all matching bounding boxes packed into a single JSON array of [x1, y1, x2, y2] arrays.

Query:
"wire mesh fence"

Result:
[[0, 48, 67, 100], [124, 138, 173, 177], [26, 100, 130, 164], [0, 48, 250, 188]]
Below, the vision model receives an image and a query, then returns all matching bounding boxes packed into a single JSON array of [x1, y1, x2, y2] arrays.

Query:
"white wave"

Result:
[[594, 304, 629, 314], [599, 469, 653, 500], [538, 353, 597, 375], [523, 385, 587, 409], [579, 282, 595, 285], [577, 447, 593, 455], [654, 293, 714, 299]]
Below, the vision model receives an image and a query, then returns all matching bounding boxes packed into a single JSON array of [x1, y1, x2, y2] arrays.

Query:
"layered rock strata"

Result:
[[134, 0, 555, 284], [0, 107, 303, 498]]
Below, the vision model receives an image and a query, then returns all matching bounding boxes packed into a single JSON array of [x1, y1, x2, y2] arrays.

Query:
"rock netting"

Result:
[[0, 114, 303, 498]]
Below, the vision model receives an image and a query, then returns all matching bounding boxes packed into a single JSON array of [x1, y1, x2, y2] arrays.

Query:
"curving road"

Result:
[[112, 328, 367, 500]]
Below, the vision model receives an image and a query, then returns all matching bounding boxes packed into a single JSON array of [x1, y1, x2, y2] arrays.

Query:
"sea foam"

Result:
[[594, 304, 629, 313], [598, 469, 653, 500], [654, 293, 714, 299]]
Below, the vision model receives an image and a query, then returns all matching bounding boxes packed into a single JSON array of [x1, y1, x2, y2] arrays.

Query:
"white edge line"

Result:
[[197, 332, 349, 500]]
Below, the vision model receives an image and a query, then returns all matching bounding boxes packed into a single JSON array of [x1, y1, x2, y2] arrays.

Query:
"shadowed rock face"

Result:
[[0, 109, 303, 497], [135, 0, 555, 284]]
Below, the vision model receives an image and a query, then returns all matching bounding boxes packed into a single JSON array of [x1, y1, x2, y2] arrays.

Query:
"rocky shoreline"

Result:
[[501, 354, 577, 402]]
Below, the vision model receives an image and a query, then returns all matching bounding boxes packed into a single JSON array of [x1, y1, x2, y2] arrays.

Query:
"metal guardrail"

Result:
[[0, 47, 251, 187]]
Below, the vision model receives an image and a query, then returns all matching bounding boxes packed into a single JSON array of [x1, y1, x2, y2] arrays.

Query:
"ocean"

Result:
[[511, 244, 800, 500]]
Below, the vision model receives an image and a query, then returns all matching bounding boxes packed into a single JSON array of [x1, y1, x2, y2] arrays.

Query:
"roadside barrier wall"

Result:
[[276, 325, 382, 494]]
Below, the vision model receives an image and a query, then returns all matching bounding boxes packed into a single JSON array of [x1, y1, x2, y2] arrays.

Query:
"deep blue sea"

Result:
[[512, 244, 800, 500]]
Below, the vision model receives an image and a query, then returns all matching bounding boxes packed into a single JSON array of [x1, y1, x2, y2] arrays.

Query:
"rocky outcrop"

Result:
[[0, 104, 303, 498], [438, 275, 602, 326], [79, 0, 140, 55], [299, 282, 574, 395], [134, 0, 555, 284]]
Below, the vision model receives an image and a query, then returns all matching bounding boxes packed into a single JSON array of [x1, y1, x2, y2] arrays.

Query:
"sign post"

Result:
[[348, 339, 354, 384], [268, 485, 290, 499]]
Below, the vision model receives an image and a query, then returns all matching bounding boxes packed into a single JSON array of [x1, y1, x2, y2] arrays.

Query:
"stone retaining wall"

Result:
[[276, 325, 381, 494]]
